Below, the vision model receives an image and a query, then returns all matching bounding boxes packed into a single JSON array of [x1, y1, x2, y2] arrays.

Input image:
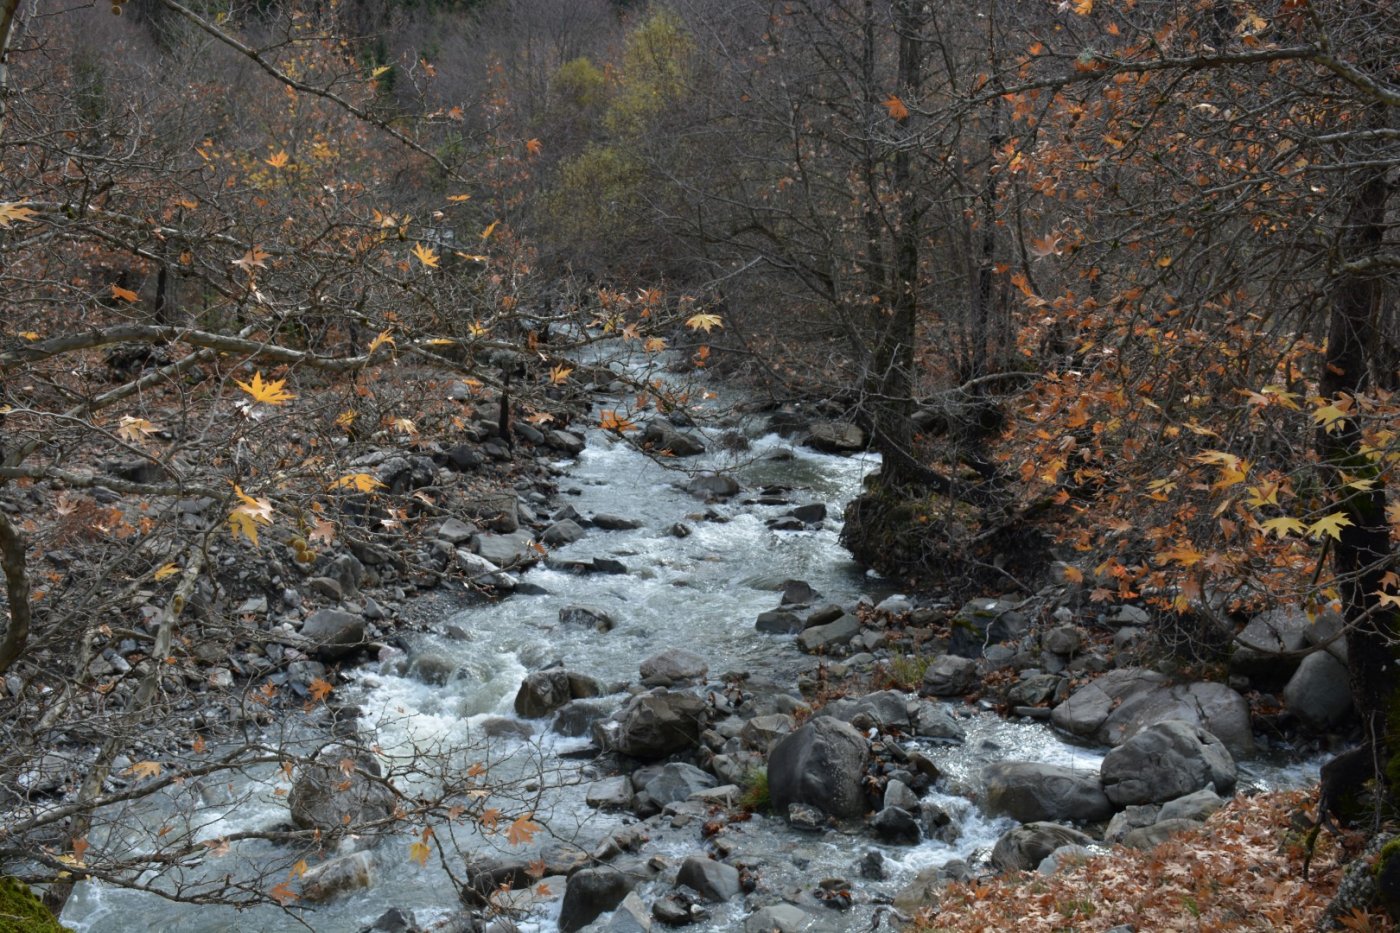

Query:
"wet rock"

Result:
[[991, 822, 1095, 872], [739, 713, 795, 753], [653, 892, 707, 926], [288, 747, 395, 836], [744, 904, 838, 932], [635, 763, 717, 814], [1100, 720, 1236, 806], [982, 761, 1113, 823], [559, 866, 642, 933], [1006, 673, 1065, 708], [592, 513, 643, 530], [541, 520, 585, 547], [780, 580, 818, 605], [755, 609, 804, 634], [407, 652, 457, 686], [676, 856, 741, 902], [478, 717, 534, 740], [768, 717, 870, 821], [300, 608, 366, 660], [805, 421, 865, 453], [606, 891, 652, 932], [1230, 606, 1311, 685], [883, 779, 920, 812], [301, 850, 375, 903], [870, 806, 921, 844], [1121, 818, 1204, 850], [610, 690, 708, 760], [473, 530, 539, 569], [586, 776, 635, 811], [454, 550, 515, 589], [686, 474, 740, 499], [546, 429, 586, 456], [1052, 669, 1254, 757], [462, 492, 519, 533], [1158, 787, 1226, 823], [1283, 650, 1354, 732], [909, 699, 966, 742], [514, 669, 573, 719], [640, 649, 708, 687], [859, 849, 886, 880], [921, 655, 978, 697], [787, 803, 826, 832], [790, 503, 827, 524], [948, 598, 1030, 658], [796, 614, 859, 653], [553, 698, 615, 738], [643, 421, 706, 457], [560, 605, 615, 632], [435, 517, 476, 544]]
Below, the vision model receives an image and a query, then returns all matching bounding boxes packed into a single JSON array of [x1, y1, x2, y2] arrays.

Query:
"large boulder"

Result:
[[767, 717, 870, 821], [300, 851, 375, 903], [1283, 650, 1354, 732], [1230, 606, 1311, 685], [922, 655, 979, 697], [991, 822, 1095, 872], [288, 747, 395, 836], [1099, 720, 1236, 806], [514, 669, 573, 719], [676, 856, 741, 902], [1051, 669, 1253, 756], [558, 866, 641, 933], [639, 648, 708, 686], [982, 761, 1113, 823], [300, 608, 366, 660], [948, 597, 1031, 658], [805, 421, 865, 453], [642, 421, 706, 457], [609, 691, 708, 760]]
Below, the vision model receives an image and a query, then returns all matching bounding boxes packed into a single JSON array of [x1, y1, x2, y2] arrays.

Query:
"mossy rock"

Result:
[[0, 877, 73, 932]]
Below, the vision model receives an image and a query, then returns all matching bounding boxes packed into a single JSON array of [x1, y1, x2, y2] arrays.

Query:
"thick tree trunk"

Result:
[[1318, 140, 1396, 810]]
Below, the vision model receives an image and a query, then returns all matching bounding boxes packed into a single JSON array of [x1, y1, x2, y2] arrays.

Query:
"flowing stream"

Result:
[[62, 378, 1323, 933]]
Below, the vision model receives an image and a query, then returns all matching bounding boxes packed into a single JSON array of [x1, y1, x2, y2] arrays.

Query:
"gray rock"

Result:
[[883, 779, 920, 812], [686, 474, 740, 499], [922, 655, 978, 697], [909, 699, 966, 741], [435, 517, 477, 544], [592, 513, 643, 530], [1303, 608, 1348, 664], [454, 549, 515, 589], [301, 850, 375, 903], [1102, 681, 1254, 757], [992, 822, 1095, 872], [611, 691, 708, 759], [586, 776, 635, 811], [1158, 788, 1227, 823], [1038, 844, 1095, 875], [768, 717, 870, 821], [1283, 650, 1354, 732], [554, 698, 614, 738], [797, 613, 860, 652], [1099, 720, 1236, 806], [870, 806, 921, 844], [606, 891, 652, 932], [461, 492, 519, 533], [473, 530, 538, 568], [828, 689, 911, 731], [514, 669, 573, 719], [805, 421, 865, 453], [755, 609, 804, 634], [541, 520, 585, 547], [560, 605, 615, 632], [288, 747, 394, 836], [1043, 625, 1085, 656], [1231, 606, 1311, 683], [300, 609, 365, 660], [790, 503, 828, 524], [676, 856, 741, 902], [640, 648, 708, 686], [982, 761, 1113, 823], [546, 429, 586, 456], [948, 598, 1030, 658], [1121, 818, 1204, 850], [307, 576, 344, 602], [559, 867, 641, 933], [743, 904, 838, 933], [1006, 673, 1065, 708], [636, 762, 717, 813], [739, 713, 795, 753], [1104, 803, 1161, 843], [326, 553, 365, 598], [642, 421, 706, 457]]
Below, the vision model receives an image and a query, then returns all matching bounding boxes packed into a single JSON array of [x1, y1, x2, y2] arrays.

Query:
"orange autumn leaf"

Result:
[[882, 95, 910, 120]]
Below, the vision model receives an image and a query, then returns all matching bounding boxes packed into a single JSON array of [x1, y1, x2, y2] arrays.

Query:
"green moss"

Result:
[[1375, 837, 1400, 920], [0, 877, 73, 933]]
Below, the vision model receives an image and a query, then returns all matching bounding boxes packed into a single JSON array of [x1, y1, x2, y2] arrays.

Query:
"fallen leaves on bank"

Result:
[[910, 790, 1387, 933]]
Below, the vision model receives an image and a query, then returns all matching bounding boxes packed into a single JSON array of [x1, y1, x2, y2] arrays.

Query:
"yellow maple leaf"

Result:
[[549, 364, 573, 385], [307, 677, 333, 703], [370, 65, 391, 79], [505, 813, 541, 847], [1308, 512, 1353, 541], [236, 371, 296, 405], [412, 242, 439, 268], [480, 219, 500, 240], [329, 473, 386, 493], [228, 484, 274, 546], [1312, 400, 1351, 434], [599, 410, 637, 434], [644, 337, 667, 353], [409, 840, 432, 866], [264, 149, 290, 169], [1260, 516, 1306, 539], [685, 312, 723, 333], [153, 563, 181, 581], [447, 193, 472, 203], [0, 201, 38, 227]]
